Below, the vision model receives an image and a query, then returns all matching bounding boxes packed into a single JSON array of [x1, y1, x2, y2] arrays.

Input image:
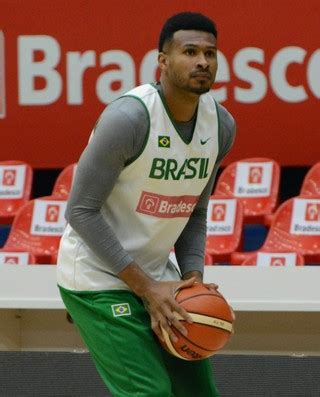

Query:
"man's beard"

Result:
[[172, 73, 212, 95], [187, 84, 211, 95]]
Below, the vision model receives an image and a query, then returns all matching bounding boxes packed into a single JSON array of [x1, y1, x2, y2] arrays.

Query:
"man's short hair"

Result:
[[158, 12, 218, 52]]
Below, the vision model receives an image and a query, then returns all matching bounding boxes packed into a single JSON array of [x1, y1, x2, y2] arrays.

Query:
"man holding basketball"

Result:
[[57, 11, 235, 397]]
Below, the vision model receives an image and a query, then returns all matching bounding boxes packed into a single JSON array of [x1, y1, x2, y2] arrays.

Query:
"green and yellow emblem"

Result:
[[111, 303, 131, 317], [158, 136, 171, 148]]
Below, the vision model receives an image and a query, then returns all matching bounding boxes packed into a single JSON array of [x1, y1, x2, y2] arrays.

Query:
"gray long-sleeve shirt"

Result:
[[64, 89, 236, 277]]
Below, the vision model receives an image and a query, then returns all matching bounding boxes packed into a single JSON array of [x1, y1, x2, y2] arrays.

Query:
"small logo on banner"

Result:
[[234, 162, 272, 197], [211, 203, 226, 221], [158, 136, 170, 148], [4, 256, 19, 264], [136, 191, 198, 218], [256, 252, 296, 267], [305, 203, 320, 221], [270, 257, 286, 266], [111, 303, 131, 317], [0, 31, 5, 119], [0, 252, 29, 266], [2, 169, 16, 186], [45, 205, 60, 222], [0, 165, 26, 198], [290, 199, 320, 235], [206, 199, 236, 235], [248, 166, 263, 184], [31, 200, 67, 236]]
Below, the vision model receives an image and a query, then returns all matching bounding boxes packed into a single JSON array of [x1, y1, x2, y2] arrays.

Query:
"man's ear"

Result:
[[158, 52, 167, 71]]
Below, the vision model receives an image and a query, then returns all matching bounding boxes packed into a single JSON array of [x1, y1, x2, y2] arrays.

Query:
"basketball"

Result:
[[159, 283, 234, 361]]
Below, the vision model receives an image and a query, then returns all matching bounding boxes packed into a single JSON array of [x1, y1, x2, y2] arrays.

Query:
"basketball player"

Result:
[[57, 11, 236, 397]]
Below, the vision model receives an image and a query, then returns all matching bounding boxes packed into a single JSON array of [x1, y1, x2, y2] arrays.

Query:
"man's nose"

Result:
[[196, 52, 209, 68]]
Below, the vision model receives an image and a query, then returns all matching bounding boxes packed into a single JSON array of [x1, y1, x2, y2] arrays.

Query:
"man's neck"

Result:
[[158, 79, 200, 122]]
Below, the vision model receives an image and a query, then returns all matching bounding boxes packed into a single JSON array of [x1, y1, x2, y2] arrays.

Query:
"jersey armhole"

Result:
[[214, 99, 221, 159], [121, 95, 151, 167]]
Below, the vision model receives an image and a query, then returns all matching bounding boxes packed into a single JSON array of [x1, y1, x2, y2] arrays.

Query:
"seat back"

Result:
[[0, 250, 36, 265], [0, 161, 33, 224], [263, 196, 320, 256], [206, 196, 244, 261], [241, 251, 305, 266], [4, 195, 67, 263], [300, 162, 320, 196], [214, 158, 280, 224], [52, 163, 77, 198]]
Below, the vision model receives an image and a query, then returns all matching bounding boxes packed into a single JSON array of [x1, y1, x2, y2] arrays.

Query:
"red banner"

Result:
[[0, 0, 319, 167]]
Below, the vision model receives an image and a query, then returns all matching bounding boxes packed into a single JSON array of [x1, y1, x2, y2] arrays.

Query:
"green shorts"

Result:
[[59, 286, 220, 397]]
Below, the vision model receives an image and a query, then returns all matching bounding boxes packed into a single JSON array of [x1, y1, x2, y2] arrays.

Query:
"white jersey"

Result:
[[57, 84, 219, 291]]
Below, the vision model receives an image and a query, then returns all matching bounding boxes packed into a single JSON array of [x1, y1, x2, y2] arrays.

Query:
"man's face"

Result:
[[159, 30, 218, 95]]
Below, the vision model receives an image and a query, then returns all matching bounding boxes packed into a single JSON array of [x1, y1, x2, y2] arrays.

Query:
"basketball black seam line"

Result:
[[173, 328, 214, 352]]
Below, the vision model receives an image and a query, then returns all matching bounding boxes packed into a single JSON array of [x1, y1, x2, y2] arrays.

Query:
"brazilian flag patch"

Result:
[[111, 303, 131, 317], [158, 136, 171, 148]]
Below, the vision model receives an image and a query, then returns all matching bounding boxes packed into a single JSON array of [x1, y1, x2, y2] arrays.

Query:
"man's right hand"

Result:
[[118, 262, 196, 343], [141, 278, 196, 343]]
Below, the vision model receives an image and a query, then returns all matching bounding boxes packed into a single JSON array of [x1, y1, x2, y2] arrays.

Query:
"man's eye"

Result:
[[185, 49, 195, 55], [206, 51, 216, 58]]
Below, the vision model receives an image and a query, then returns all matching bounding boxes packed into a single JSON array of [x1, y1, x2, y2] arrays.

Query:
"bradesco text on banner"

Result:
[[17, 36, 320, 106]]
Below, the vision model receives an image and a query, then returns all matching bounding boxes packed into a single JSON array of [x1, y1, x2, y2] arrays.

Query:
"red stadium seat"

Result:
[[300, 162, 320, 197], [214, 158, 280, 225], [206, 196, 244, 264], [0, 161, 33, 224], [241, 251, 305, 266], [52, 163, 77, 198], [231, 196, 320, 265], [0, 249, 36, 265], [2, 195, 67, 264]]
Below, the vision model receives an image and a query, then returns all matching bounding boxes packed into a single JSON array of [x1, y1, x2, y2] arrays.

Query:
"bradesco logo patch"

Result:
[[206, 199, 236, 235], [31, 199, 67, 236], [234, 162, 273, 197], [248, 166, 263, 184], [290, 198, 320, 235], [305, 203, 320, 221], [136, 191, 199, 218], [0, 252, 29, 266], [111, 303, 131, 317], [2, 169, 16, 186], [211, 203, 227, 221], [256, 252, 297, 267], [0, 165, 26, 198], [45, 205, 60, 222]]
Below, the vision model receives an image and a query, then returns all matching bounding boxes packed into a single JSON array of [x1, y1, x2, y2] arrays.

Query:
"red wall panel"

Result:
[[0, 0, 319, 167]]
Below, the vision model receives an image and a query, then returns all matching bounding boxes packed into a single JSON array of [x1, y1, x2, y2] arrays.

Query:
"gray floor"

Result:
[[0, 352, 319, 396]]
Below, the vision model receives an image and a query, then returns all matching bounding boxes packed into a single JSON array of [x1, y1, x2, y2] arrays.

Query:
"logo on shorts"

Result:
[[111, 303, 131, 317]]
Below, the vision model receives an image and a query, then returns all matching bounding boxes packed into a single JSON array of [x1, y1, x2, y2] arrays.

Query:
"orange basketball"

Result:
[[159, 283, 234, 361]]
